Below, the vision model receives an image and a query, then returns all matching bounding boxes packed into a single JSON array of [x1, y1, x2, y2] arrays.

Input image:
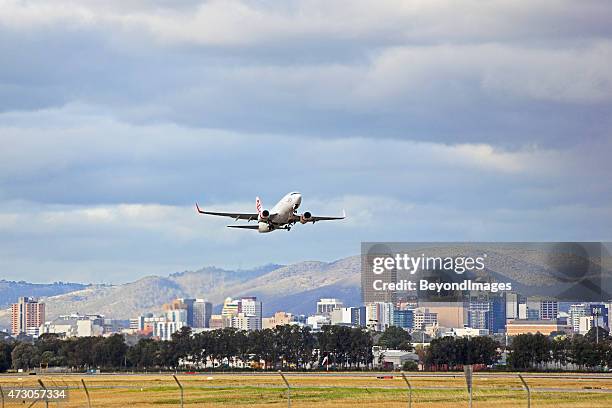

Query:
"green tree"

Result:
[[0, 342, 13, 372], [508, 333, 551, 370], [377, 326, 413, 351], [11, 343, 40, 370]]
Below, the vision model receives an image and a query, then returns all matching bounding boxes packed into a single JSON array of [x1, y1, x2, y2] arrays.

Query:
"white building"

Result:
[[569, 304, 589, 332], [219, 297, 262, 331], [40, 314, 105, 338], [239, 297, 262, 330], [317, 299, 344, 316], [442, 327, 489, 337], [306, 315, 330, 330], [153, 309, 188, 340], [330, 307, 353, 325], [372, 347, 419, 369]]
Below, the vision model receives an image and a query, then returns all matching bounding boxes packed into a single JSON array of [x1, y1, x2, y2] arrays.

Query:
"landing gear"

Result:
[[286, 226, 291, 231]]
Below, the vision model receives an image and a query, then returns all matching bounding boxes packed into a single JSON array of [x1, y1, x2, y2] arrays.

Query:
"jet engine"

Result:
[[258, 221, 273, 233], [259, 209, 270, 221], [300, 211, 312, 224]]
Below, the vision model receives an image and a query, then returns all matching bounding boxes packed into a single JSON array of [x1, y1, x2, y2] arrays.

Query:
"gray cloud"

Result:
[[0, 1, 610, 282]]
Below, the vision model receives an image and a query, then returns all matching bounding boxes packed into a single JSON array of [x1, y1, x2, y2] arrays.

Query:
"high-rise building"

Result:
[[490, 295, 506, 333], [365, 302, 395, 331], [239, 297, 262, 330], [412, 308, 438, 330], [351, 306, 367, 327], [150, 309, 188, 341], [11, 297, 45, 337], [330, 308, 353, 326], [539, 300, 559, 320], [526, 299, 540, 320], [589, 304, 608, 329], [193, 299, 213, 328], [219, 297, 262, 331], [393, 309, 414, 329], [329, 307, 366, 327], [468, 299, 490, 330], [222, 297, 241, 317], [506, 293, 526, 320], [316, 299, 344, 316], [569, 304, 589, 332]]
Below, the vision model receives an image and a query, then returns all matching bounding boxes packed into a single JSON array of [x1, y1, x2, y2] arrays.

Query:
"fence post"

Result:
[[81, 379, 92, 408], [37, 379, 49, 408], [518, 374, 531, 408], [173, 375, 184, 408], [278, 370, 291, 408], [463, 365, 473, 408], [400, 371, 412, 408]]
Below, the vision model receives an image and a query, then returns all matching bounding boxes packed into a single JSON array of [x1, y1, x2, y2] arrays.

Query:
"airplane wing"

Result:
[[227, 225, 259, 229], [294, 210, 346, 223], [195, 203, 258, 221]]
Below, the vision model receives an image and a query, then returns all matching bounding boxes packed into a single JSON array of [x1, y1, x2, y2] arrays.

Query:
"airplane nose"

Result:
[[295, 194, 302, 208]]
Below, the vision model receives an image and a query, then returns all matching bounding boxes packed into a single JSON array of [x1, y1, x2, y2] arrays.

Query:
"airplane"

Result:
[[195, 192, 345, 233]]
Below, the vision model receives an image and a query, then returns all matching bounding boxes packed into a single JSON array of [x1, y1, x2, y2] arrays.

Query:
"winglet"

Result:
[[342, 209, 346, 218], [195, 202, 205, 214]]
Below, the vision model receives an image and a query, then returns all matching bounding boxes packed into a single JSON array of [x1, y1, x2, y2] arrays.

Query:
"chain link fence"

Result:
[[1, 371, 611, 407]]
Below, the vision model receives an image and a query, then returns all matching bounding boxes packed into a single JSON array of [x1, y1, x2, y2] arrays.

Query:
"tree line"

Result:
[[2, 325, 610, 372], [1, 325, 382, 371], [423, 335, 501, 370], [508, 328, 612, 370]]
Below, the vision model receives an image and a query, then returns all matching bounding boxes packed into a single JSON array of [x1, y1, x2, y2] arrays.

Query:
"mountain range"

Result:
[[0, 257, 362, 328], [1, 245, 610, 329]]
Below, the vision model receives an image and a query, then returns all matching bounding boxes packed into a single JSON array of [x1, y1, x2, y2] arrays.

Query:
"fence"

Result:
[[0, 371, 611, 407]]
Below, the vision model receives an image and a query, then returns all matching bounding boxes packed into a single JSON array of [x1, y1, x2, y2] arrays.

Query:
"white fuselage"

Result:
[[266, 192, 302, 225]]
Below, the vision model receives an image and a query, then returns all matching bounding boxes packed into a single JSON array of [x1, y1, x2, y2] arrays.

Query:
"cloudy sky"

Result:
[[1, 0, 611, 283]]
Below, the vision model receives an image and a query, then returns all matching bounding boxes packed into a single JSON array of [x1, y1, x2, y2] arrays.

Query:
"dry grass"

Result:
[[0, 373, 611, 407]]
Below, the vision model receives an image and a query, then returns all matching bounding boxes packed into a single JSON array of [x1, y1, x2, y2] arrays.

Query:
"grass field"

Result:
[[1, 372, 612, 407]]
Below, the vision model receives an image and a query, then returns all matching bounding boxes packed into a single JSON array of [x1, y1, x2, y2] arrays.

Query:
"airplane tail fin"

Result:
[[256, 196, 263, 216]]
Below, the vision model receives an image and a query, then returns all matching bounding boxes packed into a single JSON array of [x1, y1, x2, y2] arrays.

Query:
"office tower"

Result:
[[239, 297, 262, 330], [468, 304, 489, 330], [222, 297, 241, 317], [11, 297, 45, 337], [506, 293, 526, 320], [526, 299, 540, 320], [589, 304, 608, 328], [316, 298, 344, 316], [393, 309, 414, 329], [365, 302, 395, 331], [351, 306, 367, 327], [539, 300, 559, 320], [193, 299, 213, 328], [569, 304, 589, 332], [412, 308, 438, 331], [490, 295, 507, 333]]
